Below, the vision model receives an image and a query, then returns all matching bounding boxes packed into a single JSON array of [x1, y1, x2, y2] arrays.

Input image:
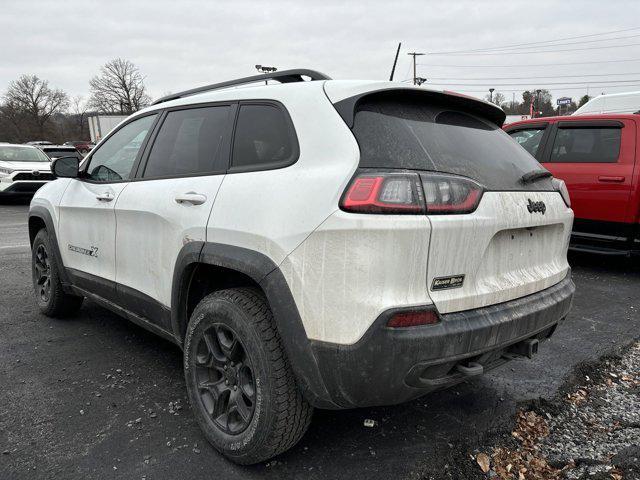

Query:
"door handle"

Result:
[[96, 192, 114, 202], [598, 176, 625, 183], [174, 192, 207, 205]]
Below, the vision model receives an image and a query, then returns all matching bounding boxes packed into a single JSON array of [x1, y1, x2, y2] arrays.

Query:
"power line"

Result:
[[428, 26, 640, 54], [426, 72, 640, 81], [453, 33, 640, 53], [417, 58, 640, 68], [428, 79, 640, 87], [445, 84, 640, 93], [428, 42, 640, 56]]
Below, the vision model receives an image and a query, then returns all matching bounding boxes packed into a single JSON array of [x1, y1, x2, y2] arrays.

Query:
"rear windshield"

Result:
[[351, 95, 553, 191]]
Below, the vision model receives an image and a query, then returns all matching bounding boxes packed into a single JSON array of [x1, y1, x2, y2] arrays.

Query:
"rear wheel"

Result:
[[32, 229, 83, 317], [184, 288, 313, 464]]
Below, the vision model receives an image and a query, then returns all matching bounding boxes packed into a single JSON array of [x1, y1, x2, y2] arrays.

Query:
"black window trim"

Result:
[[226, 99, 300, 174], [556, 120, 624, 129], [504, 122, 549, 133], [134, 101, 238, 181], [80, 111, 162, 185]]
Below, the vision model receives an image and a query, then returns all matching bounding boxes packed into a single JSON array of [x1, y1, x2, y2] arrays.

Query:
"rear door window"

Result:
[[351, 95, 551, 191], [231, 104, 297, 171], [142, 106, 231, 178], [548, 127, 621, 163], [507, 128, 546, 157]]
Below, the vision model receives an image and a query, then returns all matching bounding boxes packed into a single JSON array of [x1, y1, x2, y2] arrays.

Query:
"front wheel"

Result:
[[184, 288, 313, 464], [32, 229, 83, 317]]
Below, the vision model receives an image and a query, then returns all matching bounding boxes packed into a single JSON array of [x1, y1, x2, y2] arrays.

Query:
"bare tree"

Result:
[[4, 74, 69, 137], [71, 96, 90, 139], [89, 59, 151, 114], [485, 91, 506, 107]]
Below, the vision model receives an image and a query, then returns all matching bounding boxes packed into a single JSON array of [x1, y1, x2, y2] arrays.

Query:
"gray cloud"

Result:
[[1, 0, 639, 104]]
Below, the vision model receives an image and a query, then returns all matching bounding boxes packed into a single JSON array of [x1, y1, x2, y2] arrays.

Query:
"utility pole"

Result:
[[407, 52, 425, 85], [389, 42, 402, 81]]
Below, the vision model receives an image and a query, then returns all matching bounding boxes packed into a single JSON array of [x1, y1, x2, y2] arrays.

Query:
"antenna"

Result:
[[389, 42, 402, 81]]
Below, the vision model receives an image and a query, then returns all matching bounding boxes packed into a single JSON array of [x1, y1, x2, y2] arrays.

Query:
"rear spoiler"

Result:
[[332, 88, 506, 128]]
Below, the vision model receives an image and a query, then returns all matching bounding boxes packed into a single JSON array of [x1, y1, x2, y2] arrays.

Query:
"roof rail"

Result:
[[153, 69, 332, 105]]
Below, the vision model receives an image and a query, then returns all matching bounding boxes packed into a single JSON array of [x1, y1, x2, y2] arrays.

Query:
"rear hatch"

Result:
[[334, 87, 572, 314]]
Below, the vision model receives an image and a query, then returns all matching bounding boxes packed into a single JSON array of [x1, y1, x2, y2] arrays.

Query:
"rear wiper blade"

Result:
[[520, 169, 552, 184]]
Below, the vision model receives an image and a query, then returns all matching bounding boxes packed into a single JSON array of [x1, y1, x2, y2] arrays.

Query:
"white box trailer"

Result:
[[573, 91, 640, 115], [503, 114, 531, 125], [88, 114, 128, 143]]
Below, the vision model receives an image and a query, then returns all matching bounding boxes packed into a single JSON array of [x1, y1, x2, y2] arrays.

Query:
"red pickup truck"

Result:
[[505, 114, 640, 255]]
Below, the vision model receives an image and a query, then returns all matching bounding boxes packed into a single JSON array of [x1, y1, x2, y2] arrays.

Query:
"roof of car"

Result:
[[134, 77, 504, 126], [0, 143, 40, 149]]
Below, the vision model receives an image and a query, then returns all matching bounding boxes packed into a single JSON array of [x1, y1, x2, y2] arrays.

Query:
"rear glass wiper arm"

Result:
[[520, 169, 552, 184]]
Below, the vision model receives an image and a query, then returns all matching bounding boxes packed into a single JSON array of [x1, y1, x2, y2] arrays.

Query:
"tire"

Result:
[[184, 287, 313, 464], [32, 228, 84, 317]]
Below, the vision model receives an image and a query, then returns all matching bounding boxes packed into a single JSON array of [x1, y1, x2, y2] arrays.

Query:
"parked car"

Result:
[[38, 145, 83, 161], [25, 140, 53, 146], [573, 91, 640, 116], [63, 140, 95, 155], [505, 114, 640, 255], [0, 143, 54, 196], [29, 69, 575, 464]]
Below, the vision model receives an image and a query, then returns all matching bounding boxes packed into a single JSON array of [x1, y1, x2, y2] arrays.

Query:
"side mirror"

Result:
[[51, 156, 80, 178]]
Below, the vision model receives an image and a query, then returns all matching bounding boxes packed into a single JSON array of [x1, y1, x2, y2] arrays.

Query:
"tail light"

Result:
[[387, 307, 441, 328], [420, 173, 483, 214], [340, 171, 483, 215], [552, 178, 571, 207], [340, 172, 426, 214]]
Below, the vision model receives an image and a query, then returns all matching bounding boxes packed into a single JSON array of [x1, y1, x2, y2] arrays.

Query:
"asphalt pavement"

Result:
[[0, 200, 638, 480]]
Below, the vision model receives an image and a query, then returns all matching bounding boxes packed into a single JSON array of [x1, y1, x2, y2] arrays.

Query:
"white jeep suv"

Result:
[[29, 69, 575, 464]]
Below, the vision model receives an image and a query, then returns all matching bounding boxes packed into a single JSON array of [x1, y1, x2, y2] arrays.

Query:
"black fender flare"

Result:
[[28, 206, 71, 288], [170, 241, 337, 408]]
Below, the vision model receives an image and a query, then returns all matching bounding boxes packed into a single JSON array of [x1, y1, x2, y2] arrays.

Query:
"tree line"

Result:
[[1, 59, 596, 144], [0, 59, 150, 144], [485, 89, 591, 117]]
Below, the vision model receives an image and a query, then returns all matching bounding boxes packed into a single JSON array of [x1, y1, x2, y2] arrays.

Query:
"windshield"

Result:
[[0, 146, 50, 162], [351, 94, 554, 191], [43, 149, 82, 160]]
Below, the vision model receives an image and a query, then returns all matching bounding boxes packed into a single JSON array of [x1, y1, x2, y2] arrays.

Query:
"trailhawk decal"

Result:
[[68, 244, 99, 258], [431, 275, 465, 291]]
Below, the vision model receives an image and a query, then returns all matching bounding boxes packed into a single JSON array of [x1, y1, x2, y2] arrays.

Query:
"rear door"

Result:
[[58, 113, 158, 299], [347, 91, 572, 314], [113, 103, 234, 326], [540, 119, 636, 239]]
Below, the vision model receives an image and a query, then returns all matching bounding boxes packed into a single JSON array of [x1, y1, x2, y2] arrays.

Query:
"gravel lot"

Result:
[[0, 201, 638, 480]]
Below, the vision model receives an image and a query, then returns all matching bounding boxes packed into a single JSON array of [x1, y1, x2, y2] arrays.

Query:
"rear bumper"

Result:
[[310, 272, 575, 409]]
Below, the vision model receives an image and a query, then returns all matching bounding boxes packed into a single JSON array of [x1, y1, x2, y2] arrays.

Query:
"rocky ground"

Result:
[[448, 342, 640, 480]]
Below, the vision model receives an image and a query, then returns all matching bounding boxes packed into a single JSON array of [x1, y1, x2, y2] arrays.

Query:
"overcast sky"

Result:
[[2, 0, 640, 106]]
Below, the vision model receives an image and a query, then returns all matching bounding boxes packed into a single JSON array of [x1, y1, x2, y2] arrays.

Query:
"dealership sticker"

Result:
[[431, 275, 465, 291]]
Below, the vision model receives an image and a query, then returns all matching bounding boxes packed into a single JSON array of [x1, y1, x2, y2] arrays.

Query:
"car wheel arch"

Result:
[[170, 241, 335, 408]]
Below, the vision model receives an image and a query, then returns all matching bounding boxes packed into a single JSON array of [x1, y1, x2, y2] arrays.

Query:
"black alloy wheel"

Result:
[[193, 323, 256, 434], [34, 243, 51, 303]]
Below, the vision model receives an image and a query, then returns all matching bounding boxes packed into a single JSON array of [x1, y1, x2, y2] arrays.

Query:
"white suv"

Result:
[[29, 69, 575, 464], [0, 143, 54, 197]]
